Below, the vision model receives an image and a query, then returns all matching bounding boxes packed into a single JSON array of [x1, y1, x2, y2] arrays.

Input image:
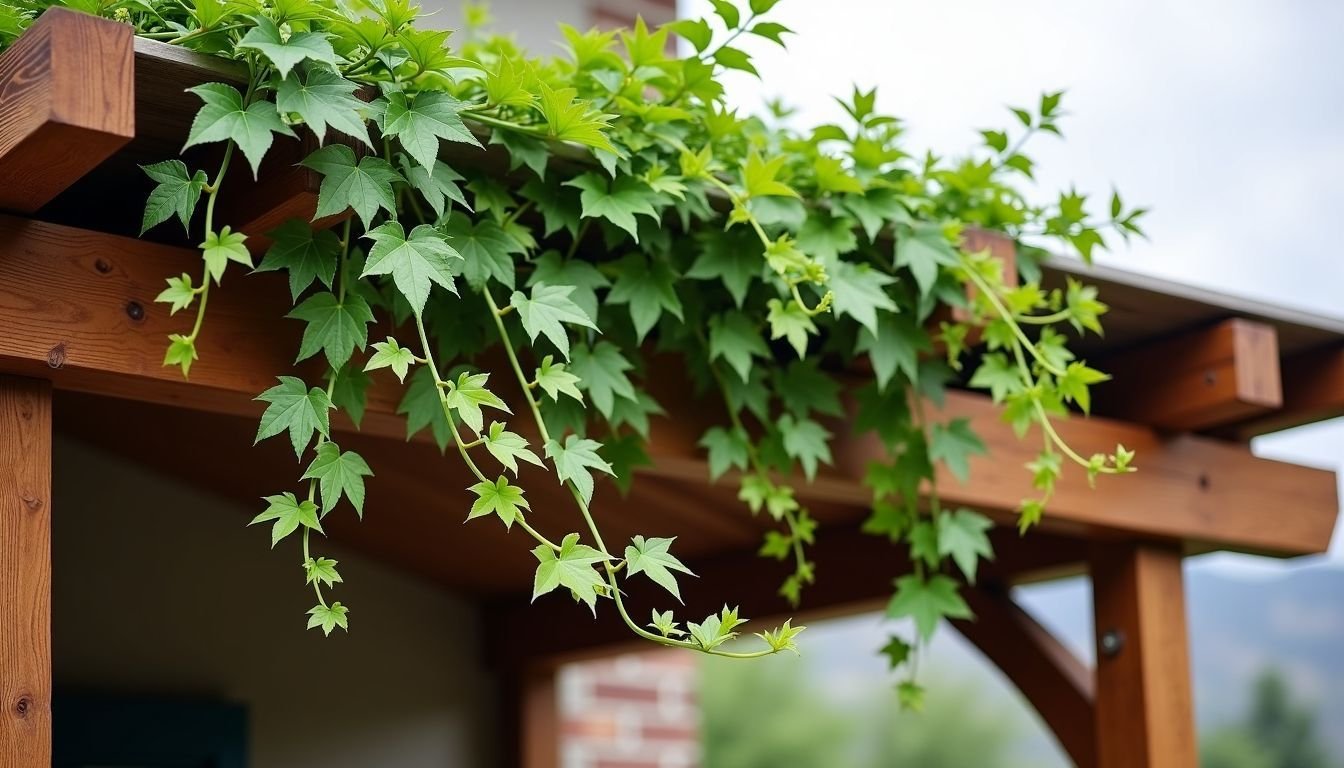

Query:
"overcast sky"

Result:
[[687, 0, 1344, 566]]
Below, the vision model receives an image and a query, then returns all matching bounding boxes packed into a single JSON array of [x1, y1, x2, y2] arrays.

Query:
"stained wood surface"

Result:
[[951, 586, 1096, 768], [0, 377, 52, 766], [1095, 318, 1282, 430], [1232, 343, 1344, 437], [1090, 543, 1197, 768], [0, 8, 134, 213]]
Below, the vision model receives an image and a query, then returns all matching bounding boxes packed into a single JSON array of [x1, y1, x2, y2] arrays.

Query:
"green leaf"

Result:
[[895, 223, 958, 298], [886, 573, 972, 642], [937, 507, 994, 584], [303, 556, 342, 587], [532, 532, 610, 612], [710, 0, 740, 28], [301, 442, 373, 516], [699, 426, 750, 481], [302, 144, 401, 228], [155, 273, 197, 316], [908, 520, 940, 568], [441, 211, 522, 291], [606, 254, 683, 341], [443, 371, 511, 435], [777, 413, 832, 481], [327, 363, 370, 429], [625, 535, 695, 602], [1057, 361, 1110, 414], [287, 291, 374, 371], [402, 158, 468, 219], [537, 84, 616, 153], [826, 259, 898, 334], [164, 334, 198, 377], [237, 15, 336, 79], [569, 342, 636, 419], [378, 90, 480, 171], [140, 160, 206, 235], [510, 283, 597, 360], [880, 635, 912, 669], [743, 151, 797, 198], [254, 376, 332, 457], [528, 252, 608, 321], [250, 491, 322, 547], [364, 336, 416, 382], [765, 298, 817, 358], [534, 355, 584, 404], [968, 352, 1024, 403], [774, 360, 843, 418], [362, 221, 462, 315], [564, 172, 659, 241], [254, 220, 340, 301], [709, 311, 770, 382], [398, 366, 451, 450], [482, 421, 544, 476], [200, 226, 251, 285], [184, 82, 295, 177], [545, 434, 614, 507], [854, 312, 928, 391], [468, 475, 530, 529], [276, 67, 371, 147], [649, 609, 685, 637], [714, 46, 757, 76], [929, 418, 987, 483], [306, 601, 349, 636], [685, 232, 761, 306]]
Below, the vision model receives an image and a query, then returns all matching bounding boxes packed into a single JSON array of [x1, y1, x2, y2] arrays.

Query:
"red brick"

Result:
[[593, 682, 660, 702]]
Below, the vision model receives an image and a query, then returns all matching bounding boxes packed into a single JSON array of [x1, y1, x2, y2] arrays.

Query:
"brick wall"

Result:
[[559, 651, 701, 768]]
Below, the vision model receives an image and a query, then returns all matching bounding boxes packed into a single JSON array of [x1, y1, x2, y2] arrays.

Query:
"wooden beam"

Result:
[[1230, 343, 1344, 438], [520, 668, 560, 768], [0, 216, 1336, 556], [1094, 318, 1282, 431], [1090, 542, 1197, 768], [0, 8, 134, 213], [951, 585, 1096, 768], [0, 376, 52, 766]]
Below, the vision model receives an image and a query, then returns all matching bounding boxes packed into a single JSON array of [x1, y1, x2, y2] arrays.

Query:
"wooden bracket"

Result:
[[0, 376, 52, 766], [0, 8, 134, 213], [1094, 317, 1282, 431], [1231, 343, 1344, 438]]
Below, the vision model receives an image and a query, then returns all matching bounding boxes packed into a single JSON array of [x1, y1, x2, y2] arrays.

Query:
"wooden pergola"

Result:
[[1, 10, 1340, 768]]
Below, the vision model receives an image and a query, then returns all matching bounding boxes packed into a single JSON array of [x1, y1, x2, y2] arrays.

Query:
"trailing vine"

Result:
[[2, 0, 1147, 699]]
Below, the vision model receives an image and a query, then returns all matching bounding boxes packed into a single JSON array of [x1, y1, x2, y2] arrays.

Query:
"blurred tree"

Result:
[[1202, 668, 1333, 768]]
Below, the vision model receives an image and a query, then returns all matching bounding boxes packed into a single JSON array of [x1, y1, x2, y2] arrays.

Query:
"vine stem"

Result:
[[960, 255, 1067, 378], [479, 289, 778, 658]]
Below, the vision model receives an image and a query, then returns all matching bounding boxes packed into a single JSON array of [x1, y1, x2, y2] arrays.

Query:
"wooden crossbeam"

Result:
[[1090, 542, 1197, 768], [0, 377, 52, 766], [1231, 343, 1344, 438], [951, 586, 1096, 768], [1093, 318, 1282, 431], [0, 215, 1336, 556], [0, 8, 134, 213]]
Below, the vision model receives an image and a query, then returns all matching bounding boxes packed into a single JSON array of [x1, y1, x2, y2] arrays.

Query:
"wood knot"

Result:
[[14, 695, 30, 718], [125, 300, 145, 322], [20, 493, 42, 512], [47, 343, 67, 369], [94, 258, 113, 274], [1198, 473, 1211, 491]]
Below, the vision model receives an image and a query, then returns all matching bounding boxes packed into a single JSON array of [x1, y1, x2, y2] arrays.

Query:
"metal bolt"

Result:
[[1100, 629, 1125, 658], [125, 300, 145, 321]]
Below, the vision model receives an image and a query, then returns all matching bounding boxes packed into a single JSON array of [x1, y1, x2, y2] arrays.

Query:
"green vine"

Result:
[[1, 0, 1148, 697]]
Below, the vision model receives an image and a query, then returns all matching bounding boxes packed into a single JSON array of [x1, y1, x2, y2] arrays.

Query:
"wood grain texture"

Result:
[[1094, 318, 1283, 431], [0, 8, 134, 213], [1231, 343, 1344, 438], [0, 376, 52, 766], [951, 586, 1096, 768], [1090, 543, 1197, 768]]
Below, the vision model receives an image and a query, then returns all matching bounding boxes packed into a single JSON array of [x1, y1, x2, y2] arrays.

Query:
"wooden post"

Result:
[[520, 666, 560, 768], [0, 376, 52, 766], [1090, 543, 1197, 768]]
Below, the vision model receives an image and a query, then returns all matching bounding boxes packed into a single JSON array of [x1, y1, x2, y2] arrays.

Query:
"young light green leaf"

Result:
[[532, 532, 610, 612], [184, 82, 296, 177], [306, 601, 349, 636], [936, 507, 994, 584], [482, 421, 544, 475], [537, 84, 617, 152], [254, 376, 332, 457], [534, 355, 585, 403], [303, 556, 342, 587], [443, 371, 511, 435], [250, 491, 322, 547], [287, 291, 374, 371], [510, 283, 597, 360], [362, 221, 462, 315], [624, 535, 695, 602], [545, 434, 614, 507], [155, 273, 198, 315], [766, 298, 817, 358], [364, 336, 416, 382], [140, 160, 207, 235], [885, 573, 972, 642], [302, 442, 373, 516], [649, 609, 685, 637], [200, 226, 251, 285], [467, 475, 530, 529], [164, 333, 198, 377], [237, 15, 337, 79]]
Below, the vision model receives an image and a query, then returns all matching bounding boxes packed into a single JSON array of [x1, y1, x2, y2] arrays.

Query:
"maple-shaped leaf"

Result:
[[183, 83, 296, 177], [929, 418, 987, 483], [254, 220, 340, 300], [895, 222, 959, 298], [249, 491, 322, 547], [709, 311, 770, 383], [303, 556, 342, 587], [606, 253, 683, 341], [967, 352, 1024, 403], [398, 366, 451, 450], [510, 283, 597, 360], [443, 371, 511, 435], [532, 532, 611, 612], [826, 258, 898, 334], [766, 298, 817, 358], [774, 360, 843, 419], [625, 535, 695, 602], [200, 226, 251, 285], [568, 341, 636, 418], [742, 150, 798, 198], [699, 426, 750, 481], [254, 376, 332, 457], [855, 311, 929, 391], [275, 67, 371, 147], [564, 172, 659, 241], [302, 144, 402, 228], [880, 634, 913, 670], [534, 355, 584, 403], [307, 601, 349, 636], [327, 363, 371, 429], [362, 221, 462, 315], [377, 90, 480, 171], [537, 84, 617, 153], [237, 15, 337, 79], [441, 211, 522, 291], [482, 421, 544, 475], [302, 442, 373, 516], [155, 273, 197, 316], [401, 158, 468, 219], [363, 336, 416, 383], [467, 475, 530, 529], [140, 160, 207, 235], [886, 573, 972, 642], [287, 291, 374, 371], [937, 507, 994, 584], [545, 434, 614, 507], [777, 413, 832, 481], [527, 252, 609, 320], [686, 230, 762, 307]]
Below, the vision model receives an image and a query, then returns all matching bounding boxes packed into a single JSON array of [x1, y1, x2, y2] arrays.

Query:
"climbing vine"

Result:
[[2, 0, 1146, 700]]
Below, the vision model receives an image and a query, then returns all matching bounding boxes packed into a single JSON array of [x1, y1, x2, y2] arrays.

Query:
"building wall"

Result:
[[51, 436, 496, 768], [416, 0, 676, 50], [559, 651, 700, 768]]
